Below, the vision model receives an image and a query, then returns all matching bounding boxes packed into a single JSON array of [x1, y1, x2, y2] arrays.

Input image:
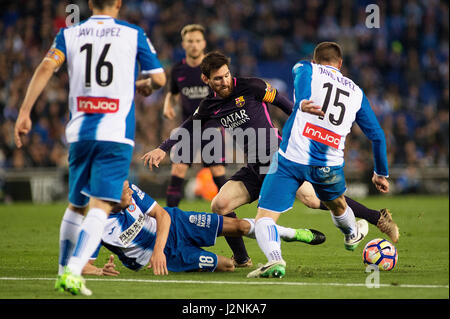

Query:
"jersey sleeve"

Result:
[[247, 78, 274, 102], [356, 93, 389, 177], [136, 27, 164, 75], [130, 183, 157, 214], [248, 78, 293, 115], [292, 61, 313, 108], [45, 28, 66, 69]]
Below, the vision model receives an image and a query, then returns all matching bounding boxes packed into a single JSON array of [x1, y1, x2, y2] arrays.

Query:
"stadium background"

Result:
[[0, 0, 448, 203]]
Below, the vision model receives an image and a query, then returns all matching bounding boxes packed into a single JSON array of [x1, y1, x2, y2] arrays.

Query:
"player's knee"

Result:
[[211, 196, 230, 215]]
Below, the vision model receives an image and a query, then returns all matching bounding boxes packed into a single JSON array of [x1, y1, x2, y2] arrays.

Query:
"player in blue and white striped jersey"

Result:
[[80, 180, 325, 276], [249, 42, 391, 279], [14, 0, 166, 295]]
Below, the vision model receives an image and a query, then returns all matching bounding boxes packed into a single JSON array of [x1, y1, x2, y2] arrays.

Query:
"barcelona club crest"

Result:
[[235, 96, 245, 107]]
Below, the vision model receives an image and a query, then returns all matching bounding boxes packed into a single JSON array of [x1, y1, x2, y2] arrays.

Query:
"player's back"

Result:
[[280, 61, 364, 167], [55, 15, 163, 146]]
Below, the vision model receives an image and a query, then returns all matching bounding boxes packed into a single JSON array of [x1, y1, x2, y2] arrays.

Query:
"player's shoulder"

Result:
[[235, 77, 263, 90], [171, 60, 187, 73], [292, 60, 313, 73], [112, 18, 144, 33]]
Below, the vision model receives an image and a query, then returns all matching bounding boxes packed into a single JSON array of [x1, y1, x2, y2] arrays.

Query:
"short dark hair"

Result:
[[200, 51, 230, 78], [313, 42, 343, 64], [91, 0, 117, 10]]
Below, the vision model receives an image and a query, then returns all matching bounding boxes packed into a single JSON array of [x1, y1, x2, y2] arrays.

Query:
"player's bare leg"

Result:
[[211, 180, 252, 267], [296, 181, 321, 208], [211, 180, 251, 215], [166, 163, 189, 207], [323, 195, 368, 251]]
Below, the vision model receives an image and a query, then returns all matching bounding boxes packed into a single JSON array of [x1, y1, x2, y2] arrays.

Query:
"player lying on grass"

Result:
[[80, 180, 325, 276]]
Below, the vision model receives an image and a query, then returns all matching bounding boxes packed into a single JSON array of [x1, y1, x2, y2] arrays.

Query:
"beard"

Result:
[[187, 50, 203, 60], [216, 83, 233, 98]]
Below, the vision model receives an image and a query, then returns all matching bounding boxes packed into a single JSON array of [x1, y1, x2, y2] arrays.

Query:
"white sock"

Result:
[[243, 218, 255, 239], [330, 205, 357, 239], [67, 208, 108, 275], [58, 207, 84, 275], [276, 224, 296, 240], [255, 217, 283, 262]]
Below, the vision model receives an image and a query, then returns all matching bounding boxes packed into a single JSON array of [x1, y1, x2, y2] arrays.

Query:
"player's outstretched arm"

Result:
[[146, 204, 171, 275], [141, 111, 204, 170], [82, 255, 120, 276], [141, 148, 166, 171], [14, 58, 58, 148]]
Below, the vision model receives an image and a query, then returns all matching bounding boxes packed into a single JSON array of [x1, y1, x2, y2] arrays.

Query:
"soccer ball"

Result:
[[362, 238, 398, 271]]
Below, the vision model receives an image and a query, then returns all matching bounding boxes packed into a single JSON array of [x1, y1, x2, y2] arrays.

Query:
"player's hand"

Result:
[[301, 100, 325, 117], [163, 105, 176, 120], [101, 255, 120, 276], [372, 173, 389, 193], [14, 111, 32, 148], [141, 148, 166, 171], [148, 250, 168, 275], [136, 78, 153, 97]]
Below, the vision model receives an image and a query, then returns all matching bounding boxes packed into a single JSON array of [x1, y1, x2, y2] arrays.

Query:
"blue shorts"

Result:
[[164, 207, 223, 272], [258, 153, 346, 213], [68, 141, 133, 207]]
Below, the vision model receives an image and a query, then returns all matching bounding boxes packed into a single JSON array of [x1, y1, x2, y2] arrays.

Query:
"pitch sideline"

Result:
[[0, 277, 448, 289]]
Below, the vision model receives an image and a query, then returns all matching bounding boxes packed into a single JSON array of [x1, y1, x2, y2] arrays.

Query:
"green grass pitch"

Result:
[[0, 195, 448, 299]]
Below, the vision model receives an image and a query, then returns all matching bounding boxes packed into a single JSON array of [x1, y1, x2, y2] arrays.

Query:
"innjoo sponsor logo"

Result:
[[302, 122, 341, 149], [77, 96, 119, 113]]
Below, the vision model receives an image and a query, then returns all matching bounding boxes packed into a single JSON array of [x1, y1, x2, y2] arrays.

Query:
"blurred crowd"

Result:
[[0, 0, 448, 180]]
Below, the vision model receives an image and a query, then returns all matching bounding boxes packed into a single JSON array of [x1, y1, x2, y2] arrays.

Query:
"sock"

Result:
[[276, 224, 296, 240], [244, 218, 296, 240], [166, 175, 184, 207], [320, 197, 381, 226], [243, 218, 255, 239], [58, 207, 84, 275], [255, 217, 283, 262], [224, 212, 250, 263], [344, 196, 381, 226], [330, 205, 357, 239], [212, 174, 227, 191], [67, 208, 108, 275]]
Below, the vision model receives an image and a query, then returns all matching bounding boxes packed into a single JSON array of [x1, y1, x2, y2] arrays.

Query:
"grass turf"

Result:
[[0, 195, 448, 299]]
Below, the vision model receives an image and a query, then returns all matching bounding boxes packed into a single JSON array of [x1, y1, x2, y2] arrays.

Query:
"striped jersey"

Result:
[[92, 183, 158, 270], [280, 61, 388, 176], [46, 15, 164, 146]]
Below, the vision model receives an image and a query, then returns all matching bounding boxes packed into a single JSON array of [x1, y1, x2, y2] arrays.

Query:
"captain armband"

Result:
[[262, 82, 277, 104]]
